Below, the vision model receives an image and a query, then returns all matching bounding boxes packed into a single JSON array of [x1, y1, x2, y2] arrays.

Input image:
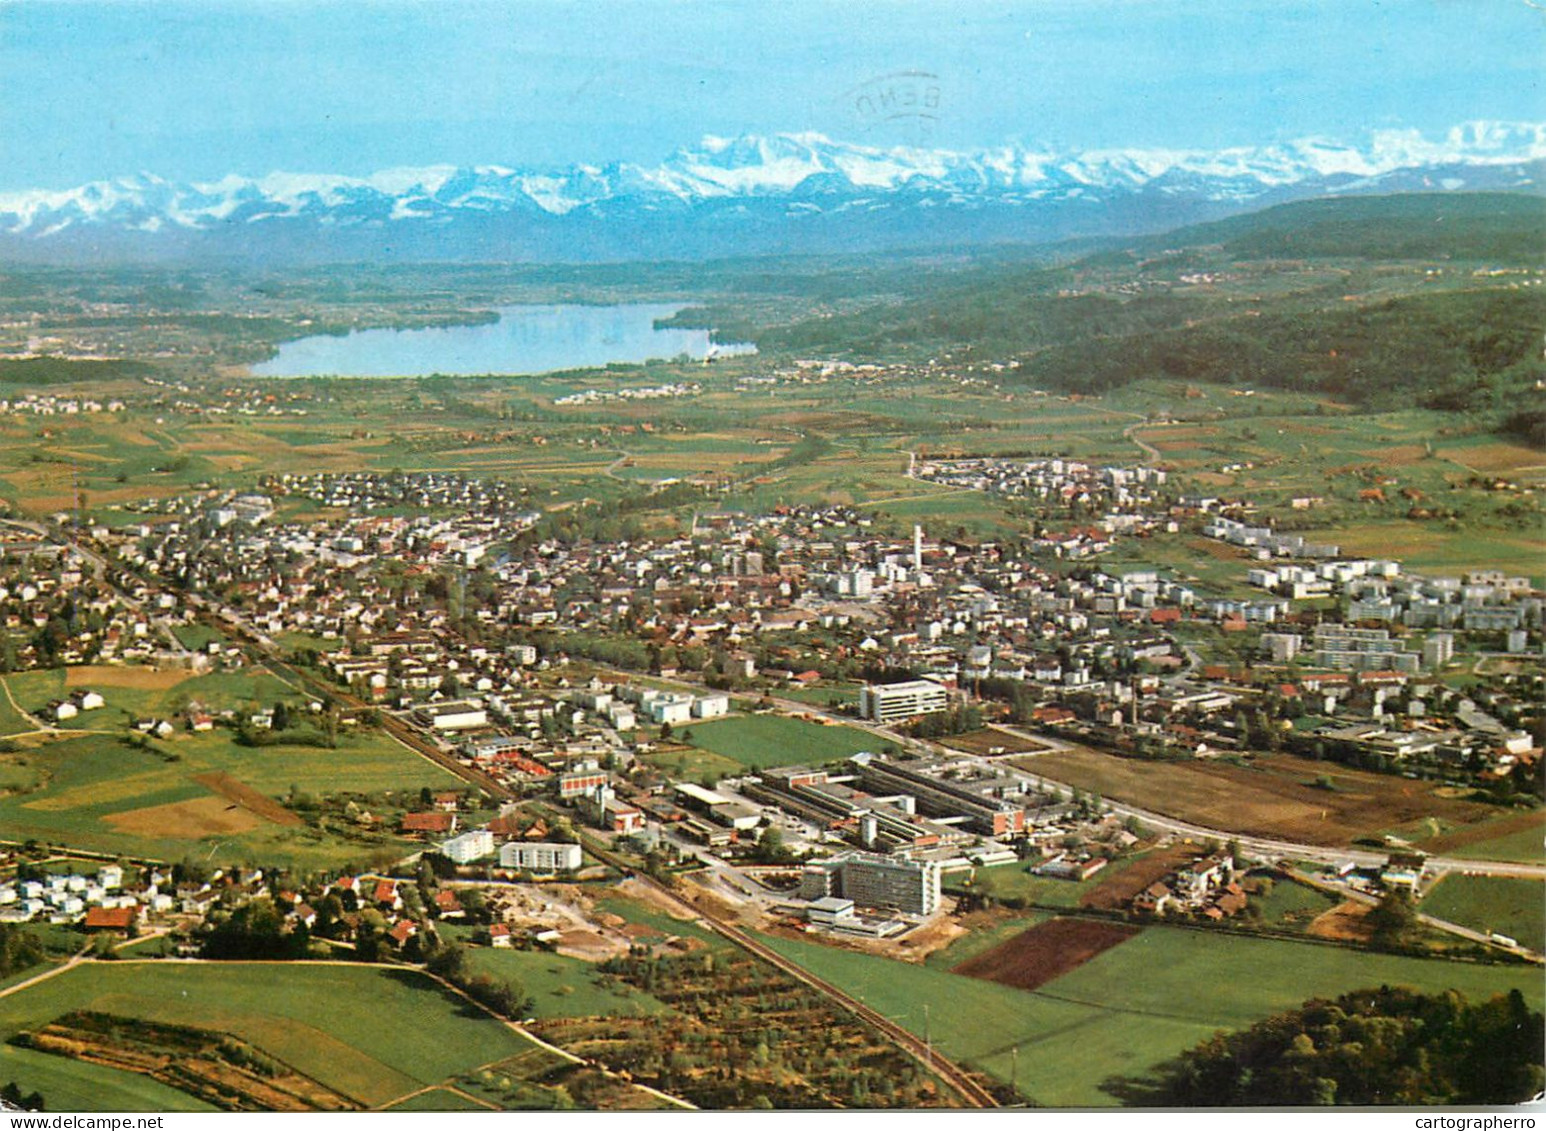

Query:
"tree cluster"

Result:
[[0, 924, 45, 978], [200, 898, 311, 961], [1148, 986, 1543, 1106], [0, 1081, 44, 1112]]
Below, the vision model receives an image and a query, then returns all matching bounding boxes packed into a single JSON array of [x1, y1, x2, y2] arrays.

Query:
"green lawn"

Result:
[[0, 1044, 216, 1112], [454, 940, 671, 1020], [1420, 874, 1546, 949], [0, 755, 44, 791], [759, 924, 1544, 1107], [592, 894, 726, 949], [6, 665, 299, 726], [771, 684, 862, 708], [0, 724, 460, 869], [922, 909, 1049, 970], [1250, 875, 1339, 931], [276, 630, 343, 654], [679, 714, 880, 770], [637, 744, 743, 784], [0, 961, 542, 1111], [1444, 820, 1546, 864], [383, 1087, 491, 1111], [0, 684, 38, 735], [5, 670, 66, 715], [952, 854, 1151, 910], [170, 623, 227, 651]]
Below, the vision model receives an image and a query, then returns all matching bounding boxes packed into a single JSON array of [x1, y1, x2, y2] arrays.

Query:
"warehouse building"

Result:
[[850, 753, 1028, 837]]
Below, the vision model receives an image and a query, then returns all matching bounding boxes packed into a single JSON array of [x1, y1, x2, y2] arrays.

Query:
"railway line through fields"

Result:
[[571, 830, 1000, 1109], [190, 604, 998, 1107]]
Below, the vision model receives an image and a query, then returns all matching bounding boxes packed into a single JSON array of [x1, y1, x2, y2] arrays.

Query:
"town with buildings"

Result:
[[0, 6, 1542, 1109], [0, 452, 1538, 967]]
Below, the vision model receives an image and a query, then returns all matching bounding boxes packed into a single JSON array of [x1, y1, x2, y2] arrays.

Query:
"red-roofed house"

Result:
[[486, 814, 522, 837], [1031, 705, 1077, 726], [401, 811, 457, 835], [1357, 670, 1408, 687], [83, 905, 138, 932], [1300, 672, 1351, 691], [373, 879, 401, 910]]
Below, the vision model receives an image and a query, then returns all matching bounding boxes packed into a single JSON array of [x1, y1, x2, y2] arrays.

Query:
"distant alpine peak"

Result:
[[0, 120, 1541, 246]]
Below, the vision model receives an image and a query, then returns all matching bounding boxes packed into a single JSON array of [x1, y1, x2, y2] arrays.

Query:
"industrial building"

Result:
[[558, 768, 610, 800], [849, 753, 1029, 837], [672, 782, 762, 830], [415, 701, 489, 731], [749, 765, 972, 852]]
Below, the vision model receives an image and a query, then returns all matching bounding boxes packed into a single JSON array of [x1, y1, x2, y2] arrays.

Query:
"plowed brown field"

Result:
[[951, 917, 1141, 991]]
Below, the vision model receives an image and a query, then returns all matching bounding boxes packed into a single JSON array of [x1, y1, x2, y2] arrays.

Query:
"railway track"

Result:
[[714, 919, 999, 1107], [197, 603, 996, 1106], [572, 829, 998, 1108]]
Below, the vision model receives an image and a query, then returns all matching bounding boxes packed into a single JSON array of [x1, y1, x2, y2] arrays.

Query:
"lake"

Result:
[[250, 303, 753, 378]]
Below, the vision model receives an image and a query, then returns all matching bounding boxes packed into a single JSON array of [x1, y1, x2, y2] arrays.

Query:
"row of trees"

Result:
[[903, 704, 984, 739], [422, 939, 534, 1020]]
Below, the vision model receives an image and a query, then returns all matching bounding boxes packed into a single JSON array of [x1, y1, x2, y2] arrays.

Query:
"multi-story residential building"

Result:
[[439, 829, 495, 864], [798, 851, 942, 916], [499, 841, 583, 872], [859, 679, 950, 723]]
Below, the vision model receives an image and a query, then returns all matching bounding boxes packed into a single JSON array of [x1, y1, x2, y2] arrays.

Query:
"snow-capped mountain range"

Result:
[[3, 122, 1542, 263]]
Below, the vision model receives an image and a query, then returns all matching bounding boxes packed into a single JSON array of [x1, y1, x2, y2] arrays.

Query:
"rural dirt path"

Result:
[[1117, 413, 1163, 461], [0, 943, 92, 1002], [0, 675, 48, 733]]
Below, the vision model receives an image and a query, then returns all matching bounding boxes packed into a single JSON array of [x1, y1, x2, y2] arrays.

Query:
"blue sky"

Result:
[[3, 0, 1541, 191]]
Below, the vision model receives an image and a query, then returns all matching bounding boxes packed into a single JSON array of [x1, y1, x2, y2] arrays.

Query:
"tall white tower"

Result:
[[913, 524, 924, 573]]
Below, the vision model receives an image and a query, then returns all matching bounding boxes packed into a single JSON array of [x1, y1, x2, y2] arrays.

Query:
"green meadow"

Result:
[[0, 962, 541, 1111], [759, 925, 1543, 1107]]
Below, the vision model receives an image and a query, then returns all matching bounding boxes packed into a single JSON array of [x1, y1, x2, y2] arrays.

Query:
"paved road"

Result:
[[1290, 869, 1542, 962], [605, 667, 1543, 880], [986, 731, 1546, 879]]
